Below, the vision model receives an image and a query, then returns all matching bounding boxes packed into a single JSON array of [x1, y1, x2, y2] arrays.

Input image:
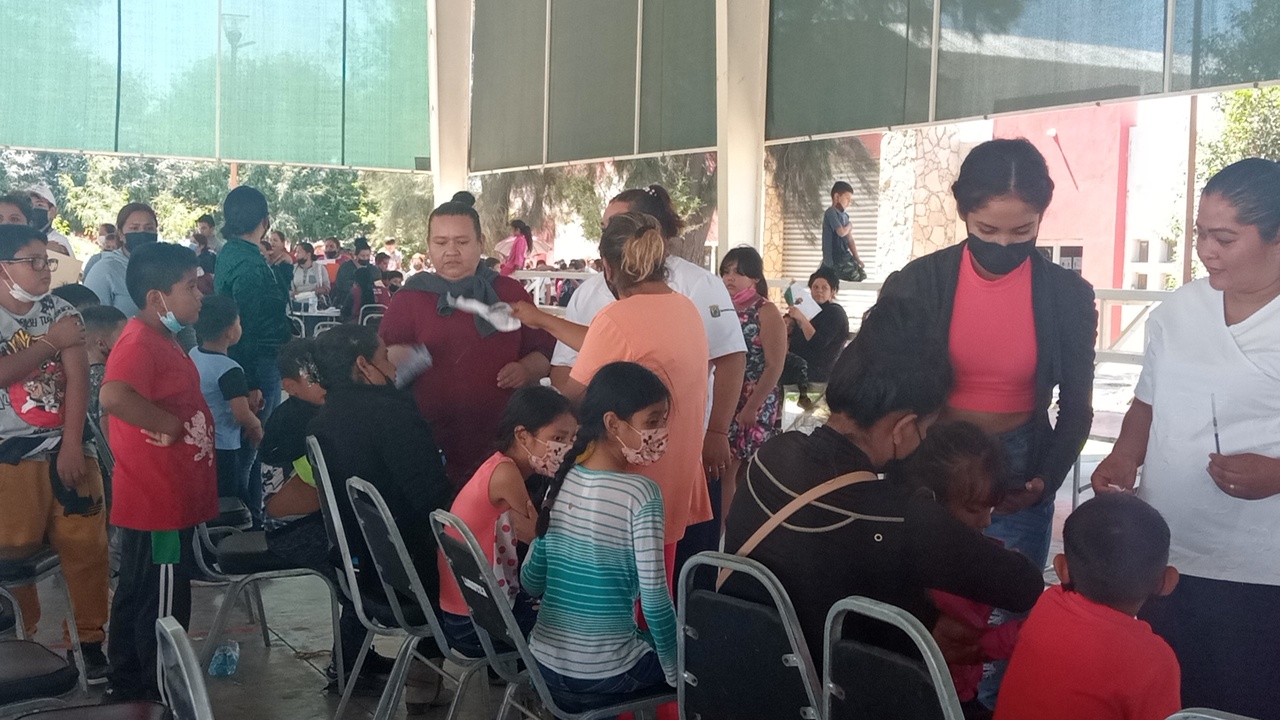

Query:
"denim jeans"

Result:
[[978, 422, 1056, 709], [440, 592, 538, 658], [236, 353, 282, 529], [538, 650, 666, 709]]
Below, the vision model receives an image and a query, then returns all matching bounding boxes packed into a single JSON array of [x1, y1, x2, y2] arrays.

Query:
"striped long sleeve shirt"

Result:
[[521, 465, 677, 686]]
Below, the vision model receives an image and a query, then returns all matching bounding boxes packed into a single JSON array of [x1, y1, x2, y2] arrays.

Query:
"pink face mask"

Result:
[[618, 422, 669, 466], [525, 436, 572, 476], [730, 285, 758, 305]]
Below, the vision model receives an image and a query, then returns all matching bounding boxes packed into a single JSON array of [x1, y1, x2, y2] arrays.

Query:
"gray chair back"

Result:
[[1167, 711, 1260, 720], [677, 552, 821, 720], [824, 596, 963, 720], [156, 617, 214, 720]]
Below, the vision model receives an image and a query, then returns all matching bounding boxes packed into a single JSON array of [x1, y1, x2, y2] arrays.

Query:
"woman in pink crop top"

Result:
[[882, 138, 1097, 710], [436, 385, 578, 658]]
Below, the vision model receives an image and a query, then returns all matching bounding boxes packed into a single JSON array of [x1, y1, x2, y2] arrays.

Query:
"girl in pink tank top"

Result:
[[437, 385, 578, 657]]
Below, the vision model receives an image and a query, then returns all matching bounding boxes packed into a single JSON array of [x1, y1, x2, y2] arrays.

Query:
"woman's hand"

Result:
[[1091, 451, 1139, 494], [1208, 453, 1280, 500], [496, 361, 534, 390], [702, 430, 732, 481], [995, 478, 1046, 514], [56, 445, 86, 489], [735, 401, 761, 429], [508, 301, 546, 330]]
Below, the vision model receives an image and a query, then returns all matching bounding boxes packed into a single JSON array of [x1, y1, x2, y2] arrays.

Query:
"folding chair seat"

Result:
[[824, 596, 964, 720], [677, 552, 821, 720], [0, 640, 79, 708], [207, 499, 251, 531], [431, 509, 672, 720], [0, 547, 87, 694], [1166, 711, 1261, 720], [13, 705, 170, 720]]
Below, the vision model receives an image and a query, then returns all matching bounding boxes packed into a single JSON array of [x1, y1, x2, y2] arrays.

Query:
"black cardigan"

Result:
[[722, 425, 1044, 663], [880, 242, 1096, 494]]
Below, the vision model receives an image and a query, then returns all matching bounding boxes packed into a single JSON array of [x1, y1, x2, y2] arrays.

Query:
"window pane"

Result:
[[936, 0, 1168, 120], [639, 0, 716, 154], [547, 0, 638, 163], [118, 0, 218, 158], [471, 0, 547, 171], [219, 0, 344, 165], [345, 0, 431, 169], [0, 1, 118, 152], [1173, 0, 1280, 90], [767, 0, 933, 140]]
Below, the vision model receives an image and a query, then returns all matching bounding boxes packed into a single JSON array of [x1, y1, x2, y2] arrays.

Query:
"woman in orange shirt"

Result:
[[512, 212, 711, 581]]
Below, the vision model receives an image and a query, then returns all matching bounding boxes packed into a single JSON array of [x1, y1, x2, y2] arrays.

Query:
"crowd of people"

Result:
[[0, 137, 1277, 720]]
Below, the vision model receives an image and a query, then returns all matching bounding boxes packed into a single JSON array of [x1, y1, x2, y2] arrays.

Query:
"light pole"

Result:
[[221, 13, 254, 189]]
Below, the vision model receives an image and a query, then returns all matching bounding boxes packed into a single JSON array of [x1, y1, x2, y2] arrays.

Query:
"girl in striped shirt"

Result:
[[522, 361, 678, 699]]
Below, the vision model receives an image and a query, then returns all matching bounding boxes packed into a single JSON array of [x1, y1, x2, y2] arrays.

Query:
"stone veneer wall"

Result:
[[877, 125, 963, 277]]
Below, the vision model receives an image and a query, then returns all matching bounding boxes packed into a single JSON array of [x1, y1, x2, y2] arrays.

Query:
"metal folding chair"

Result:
[[0, 639, 81, 718], [156, 616, 216, 720], [358, 304, 387, 326], [677, 552, 821, 720], [191, 523, 344, 690], [307, 436, 416, 720], [0, 547, 87, 695], [312, 321, 342, 337], [824, 596, 963, 720], [430, 510, 673, 720], [345, 479, 490, 720], [1167, 711, 1261, 720]]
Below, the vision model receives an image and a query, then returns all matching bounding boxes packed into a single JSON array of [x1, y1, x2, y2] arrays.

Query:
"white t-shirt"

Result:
[[552, 255, 746, 367], [1135, 279, 1280, 584], [45, 230, 75, 258]]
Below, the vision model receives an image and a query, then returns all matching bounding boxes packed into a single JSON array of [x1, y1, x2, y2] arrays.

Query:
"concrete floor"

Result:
[[20, 573, 508, 720]]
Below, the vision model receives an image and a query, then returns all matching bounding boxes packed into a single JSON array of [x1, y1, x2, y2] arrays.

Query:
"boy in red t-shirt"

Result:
[[995, 495, 1181, 720], [100, 243, 217, 702]]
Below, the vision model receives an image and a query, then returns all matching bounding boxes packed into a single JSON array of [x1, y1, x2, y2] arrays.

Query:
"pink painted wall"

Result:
[[993, 103, 1137, 292]]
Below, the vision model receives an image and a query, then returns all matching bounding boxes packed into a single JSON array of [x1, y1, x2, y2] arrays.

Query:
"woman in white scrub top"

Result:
[[1093, 158, 1280, 719]]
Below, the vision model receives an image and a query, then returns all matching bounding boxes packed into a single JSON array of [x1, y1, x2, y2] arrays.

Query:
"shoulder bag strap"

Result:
[[716, 470, 879, 589]]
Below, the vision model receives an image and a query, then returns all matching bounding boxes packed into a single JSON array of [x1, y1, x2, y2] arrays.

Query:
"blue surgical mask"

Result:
[[158, 296, 186, 334]]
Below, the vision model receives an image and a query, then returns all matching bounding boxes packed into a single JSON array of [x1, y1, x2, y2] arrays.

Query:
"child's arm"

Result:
[[488, 460, 539, 543], [980, 617, 1022, 661], [99, 381, 183, 439], [57, 340, 90, 488], [634, 494, 678, 686], [0, 315, 81, 387], [230, 396, 264, 447]]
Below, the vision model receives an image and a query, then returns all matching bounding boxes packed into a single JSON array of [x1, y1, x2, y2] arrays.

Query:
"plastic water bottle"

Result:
[[208, 640, 240, 677]]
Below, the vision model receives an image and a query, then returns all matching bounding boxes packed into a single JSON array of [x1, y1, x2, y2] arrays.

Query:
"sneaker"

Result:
[[75, 642, 111, 686], [100, 683, 159, 704]]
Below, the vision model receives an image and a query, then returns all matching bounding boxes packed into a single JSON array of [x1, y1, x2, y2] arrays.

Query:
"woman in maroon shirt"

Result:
[[379, 202, 554, 489]]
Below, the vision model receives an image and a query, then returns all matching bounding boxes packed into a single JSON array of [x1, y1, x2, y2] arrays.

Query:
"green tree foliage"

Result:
[[360, 171, 434, 257], [1199, 0, 1280, 87], [1201, 87, 1280, 181], [767, 137, 877, 240]]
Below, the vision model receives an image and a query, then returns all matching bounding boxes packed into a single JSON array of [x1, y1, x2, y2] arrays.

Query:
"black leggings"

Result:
[[1141, 574, 1280, 720]]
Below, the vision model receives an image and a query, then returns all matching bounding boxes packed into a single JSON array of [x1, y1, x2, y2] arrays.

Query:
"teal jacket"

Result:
[[214, 237, 292, 381]]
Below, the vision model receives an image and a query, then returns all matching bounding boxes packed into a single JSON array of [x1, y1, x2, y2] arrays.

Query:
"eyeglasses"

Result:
[[1, 257, 59, 272]]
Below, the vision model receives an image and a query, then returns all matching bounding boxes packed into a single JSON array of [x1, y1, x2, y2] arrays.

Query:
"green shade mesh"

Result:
[[470, 0, 548, 172], [0, 0, 429, 169], [547, 0, 639, 163], [639, 0, 717, 154]]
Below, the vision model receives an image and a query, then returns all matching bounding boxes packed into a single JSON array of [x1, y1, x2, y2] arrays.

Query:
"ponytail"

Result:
[[599, 212, 669, 291], [612, 185, 684, 240]]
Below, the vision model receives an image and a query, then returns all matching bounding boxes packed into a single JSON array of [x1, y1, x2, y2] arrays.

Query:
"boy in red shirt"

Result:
[[995, 494, 1181, 720], [100, 243, 217, 703]]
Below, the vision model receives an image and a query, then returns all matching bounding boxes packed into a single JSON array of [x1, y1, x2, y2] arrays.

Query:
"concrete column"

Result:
[[428, 0, 473, 203], [715, 0, 769, 257]]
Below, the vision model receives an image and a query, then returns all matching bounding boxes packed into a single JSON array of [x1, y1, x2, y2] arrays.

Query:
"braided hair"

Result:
[[535, 361, 671, 538]]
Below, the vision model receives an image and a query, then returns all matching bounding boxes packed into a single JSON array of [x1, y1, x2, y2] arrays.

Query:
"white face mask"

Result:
[[2, 267, 45, 303]]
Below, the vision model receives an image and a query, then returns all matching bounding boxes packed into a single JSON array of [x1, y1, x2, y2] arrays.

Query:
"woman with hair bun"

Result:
[[881, 137, 1097, 708], [512, 212, 711, 585]]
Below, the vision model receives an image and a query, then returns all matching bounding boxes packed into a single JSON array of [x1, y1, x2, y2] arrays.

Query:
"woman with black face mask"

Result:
[[880, 138, 1096, 710], [84, 202, 160, 318]]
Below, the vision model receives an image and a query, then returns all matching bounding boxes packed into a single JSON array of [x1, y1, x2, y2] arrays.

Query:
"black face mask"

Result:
[[29, 208, 50, 231], [966, 233, 1036, 276], [124, 231, 159, 253], [325, 250, 338, 260]]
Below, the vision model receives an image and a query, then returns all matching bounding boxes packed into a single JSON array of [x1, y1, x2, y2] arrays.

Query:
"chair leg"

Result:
[[200, 577, 249, 667], [326, 581, 344, 695], [249, 581, 270, 648], [334, 628, 374, 720], [497, 682, 524, 720], [1, 585, 26, 640], [57, 573, 88, 696], [444, 662, 485, 720], [371, 635, 417, 720]]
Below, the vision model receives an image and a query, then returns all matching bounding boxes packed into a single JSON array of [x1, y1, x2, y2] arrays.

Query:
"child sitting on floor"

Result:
[[523, 361, 678, 701], [437, 384, 576, 657], [901, 421, 1019, 720], [995, 494, 1181, 720]]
